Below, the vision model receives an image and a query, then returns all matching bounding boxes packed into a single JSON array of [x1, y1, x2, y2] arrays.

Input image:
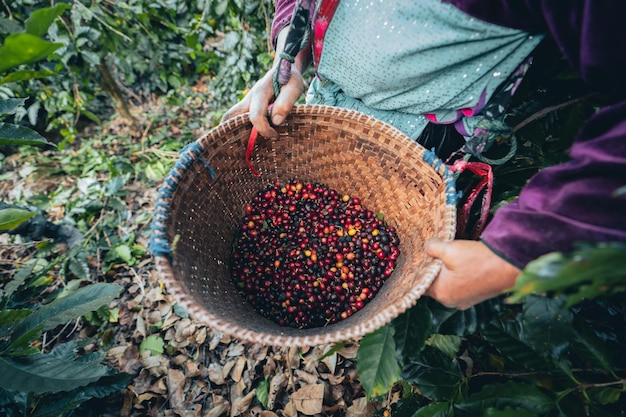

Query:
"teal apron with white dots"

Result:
[[306, 0, 544, 143]]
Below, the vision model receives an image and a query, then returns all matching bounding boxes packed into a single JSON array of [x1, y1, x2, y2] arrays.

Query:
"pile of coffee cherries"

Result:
[[230, 179, 400, 329]]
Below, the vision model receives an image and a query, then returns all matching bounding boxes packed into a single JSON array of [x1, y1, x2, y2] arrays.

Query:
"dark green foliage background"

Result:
[[1, 0, 274, 145]]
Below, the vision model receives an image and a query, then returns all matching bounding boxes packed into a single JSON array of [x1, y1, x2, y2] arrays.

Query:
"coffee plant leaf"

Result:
[[0, 98, 26, 116], [4, 325, 43, 357], [0, 350, 109, 394], [0, 16, 23, 34], [507, 243, 626, 307], [570, 315, 615, 374], [0, 33, 63, 73], [2, 261, 37, 302], [0, 123, 55, 147], [392, 300, 432, 362], [401, 346, 464, 402], [482, 407, 538, 417], [453, 381, 554, 415], [586, 386, 622, 406], [0, 208, 37, 230], [13, 283, 123, 340], [0, 69, 57, 85], [357, 325, 402, 398], [0, 309, 32, 328], [77, 372, 132, 401], [427, 300, 478, 336], [520, 296, 574, 362], [18, 374, 131, 417], [481, 319, 551, 371], [411, 401, 453, 417], [426, 334, 462, 359], [67, 252, 90, 280], [24, 4, 71, 38]]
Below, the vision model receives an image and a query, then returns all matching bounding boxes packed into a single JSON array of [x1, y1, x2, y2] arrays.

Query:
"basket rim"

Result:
[[149, 104, 457, 347]]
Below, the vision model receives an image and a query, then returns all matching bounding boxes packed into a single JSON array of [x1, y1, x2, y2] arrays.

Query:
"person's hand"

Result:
[[220, 25, 310, 139], [424, 237, 521, 310], [220, 65, 305, 139]]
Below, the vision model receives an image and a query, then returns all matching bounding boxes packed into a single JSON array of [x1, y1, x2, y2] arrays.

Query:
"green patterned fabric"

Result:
[[306, 0, 543, 141]]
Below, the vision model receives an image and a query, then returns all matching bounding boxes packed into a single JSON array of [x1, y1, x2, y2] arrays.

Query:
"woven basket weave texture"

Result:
[[151, 105, 457, 347]]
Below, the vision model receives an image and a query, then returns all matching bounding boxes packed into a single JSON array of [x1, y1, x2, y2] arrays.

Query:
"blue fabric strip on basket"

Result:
[[422, 149, 460, 205], [149, 141, 212, 259]]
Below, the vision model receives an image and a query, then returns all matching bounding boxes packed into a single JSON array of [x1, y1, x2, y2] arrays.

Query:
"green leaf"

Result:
[[0, 309, 32, 327], [24, 5, 71, 37], [5, 325, 43, 356], [0, 208, 36, 230], [586, 386, 622, 405], [26, 373, 131, 416], [80, 51, 101, 66], [0, 69, 56, 84], [393, 300, 432, 362], [167, 74, 182, 89], [114, 244, 133, 263], [256, 378, 269, 409], [357, 325, 402, 398], [454, 381, 554, 414], [482, 407, 538, 417], [13, 283, 122, 339], [412, 401, 453, 417], [0, 351, 109, 394], [520, 296, 574, 361], [2, 262, 36, 301], [0, 98, 27, 116], [140, 335, 164, 356], [28, 391, 91, 417], [427, 299, 478, 336], [401, 346, 464, 402], [0, 123, 55, 147], [67, 256, 90, 280], [0, 33, 63, 73], [426, 334, 462, 359], [570, 315, 615, 374], [481, 319, 551, 371], [0, 16, 23, 34], [507, 243, 626, 307], [79, 372, 132, 400]]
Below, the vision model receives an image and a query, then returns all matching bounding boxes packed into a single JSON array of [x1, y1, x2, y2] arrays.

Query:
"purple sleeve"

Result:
[[444, 1, 626, 266], [481, 102, 626, 267], [271, 0, 298, 49]]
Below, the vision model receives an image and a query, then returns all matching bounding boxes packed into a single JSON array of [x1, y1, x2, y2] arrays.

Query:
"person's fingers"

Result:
[[271, 80, 304, 126], [220, 101, 249, 124], [248, 81, 278, 139], [425, 237, 450, 260]]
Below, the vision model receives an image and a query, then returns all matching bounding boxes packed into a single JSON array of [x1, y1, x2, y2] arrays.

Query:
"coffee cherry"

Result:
[[230, 180, 401, 329]]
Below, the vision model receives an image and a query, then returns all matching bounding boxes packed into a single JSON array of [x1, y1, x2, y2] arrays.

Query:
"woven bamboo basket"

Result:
[[150, 104, 457, 347]]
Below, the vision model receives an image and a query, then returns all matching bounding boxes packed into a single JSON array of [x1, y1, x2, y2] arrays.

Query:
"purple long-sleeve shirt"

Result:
[[271, 0, 626, 268]]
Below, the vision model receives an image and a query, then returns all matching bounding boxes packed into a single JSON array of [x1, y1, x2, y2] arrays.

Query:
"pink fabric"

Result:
[[271, 0, 299, 48]]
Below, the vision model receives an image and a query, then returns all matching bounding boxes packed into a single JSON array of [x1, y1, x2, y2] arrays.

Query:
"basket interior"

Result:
[[154, 105, 456, 346]]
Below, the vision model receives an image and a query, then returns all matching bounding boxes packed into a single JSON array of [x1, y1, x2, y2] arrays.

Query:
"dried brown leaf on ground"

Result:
[[290, 383, 326, 415]]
